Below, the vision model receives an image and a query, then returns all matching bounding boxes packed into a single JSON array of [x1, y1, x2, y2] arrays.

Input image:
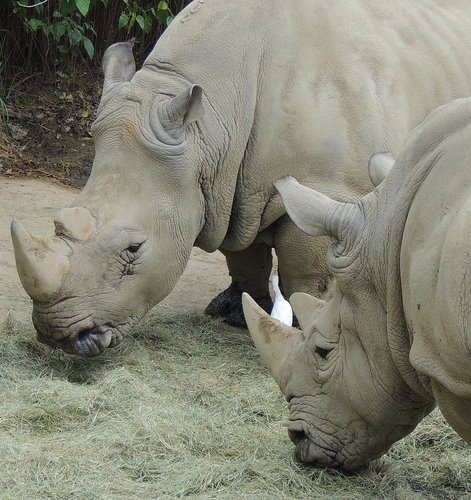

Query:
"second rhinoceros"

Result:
[[11, 0, 471, 356], [243, 97, 471, 470]]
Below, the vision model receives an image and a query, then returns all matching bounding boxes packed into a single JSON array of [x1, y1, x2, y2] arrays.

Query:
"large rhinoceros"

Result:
[[243, 97, 471, 470], [11, 0, 471, 356]]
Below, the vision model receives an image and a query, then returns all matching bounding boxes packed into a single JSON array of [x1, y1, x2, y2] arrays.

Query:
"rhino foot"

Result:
[[205, 283, 273, 328]]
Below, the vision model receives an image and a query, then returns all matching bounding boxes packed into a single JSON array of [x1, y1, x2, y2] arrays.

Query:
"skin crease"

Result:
[[12, 0, 471, 354], [245, 98, 471, 469]]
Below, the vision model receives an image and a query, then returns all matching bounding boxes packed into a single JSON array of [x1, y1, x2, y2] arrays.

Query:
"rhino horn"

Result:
[[102, 39, 137, 89], [274, 176, 363, 244], [368, 152, 395, 187], [11, 219, 71, 301], [242, 292, 302, 386], [289, 292, 326, 330], [54, 207, 97, 241]]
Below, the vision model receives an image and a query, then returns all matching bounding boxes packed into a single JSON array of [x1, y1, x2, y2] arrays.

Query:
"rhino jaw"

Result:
[[11, 218, 71, 301], [242, 292, 303, 386]]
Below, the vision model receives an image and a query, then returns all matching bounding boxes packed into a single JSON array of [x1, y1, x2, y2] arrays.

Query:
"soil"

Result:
[[0, 71, 231, 324], [1, 70, 99, 188]]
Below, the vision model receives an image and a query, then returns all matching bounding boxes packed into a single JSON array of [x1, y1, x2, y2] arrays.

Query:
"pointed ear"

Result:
[[154, 85, 205, 139], [368, 152, 395, 187], [274, 176, 362, 245], [172, 85, 204, 126], [274, 177, 339, 237], [102, 40, 137, 90]]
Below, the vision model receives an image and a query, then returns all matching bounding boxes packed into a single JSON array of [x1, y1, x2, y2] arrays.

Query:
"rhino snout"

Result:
[[32, 309, 123, 357], [287, 423, 374, 470]]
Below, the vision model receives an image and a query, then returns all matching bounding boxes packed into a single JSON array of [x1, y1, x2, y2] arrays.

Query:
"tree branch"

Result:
[[17, 0, 48, 8]]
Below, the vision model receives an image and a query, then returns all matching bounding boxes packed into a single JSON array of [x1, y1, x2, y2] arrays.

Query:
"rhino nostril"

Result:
[[288, 430, 306, 445]]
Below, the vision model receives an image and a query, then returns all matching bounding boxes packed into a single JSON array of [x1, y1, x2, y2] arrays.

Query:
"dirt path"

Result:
[[0, 176, 230, 323]]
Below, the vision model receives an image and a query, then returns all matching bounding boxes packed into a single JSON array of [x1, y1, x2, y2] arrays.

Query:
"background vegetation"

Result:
[[1, 0, 192, 74], [0, 0, 192, 127], [1, 311, 470, 499]]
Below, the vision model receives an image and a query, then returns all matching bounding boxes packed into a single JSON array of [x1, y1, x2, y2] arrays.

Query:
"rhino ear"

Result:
[[154, 85, 205, 140], [368, 152, 395, 187], [102, 39, 137, 90], [274, 176, 362, 244]]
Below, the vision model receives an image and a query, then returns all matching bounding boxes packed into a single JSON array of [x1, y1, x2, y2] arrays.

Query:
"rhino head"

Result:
[[243, 172, 435, 470], [11, 41, 207, 356]]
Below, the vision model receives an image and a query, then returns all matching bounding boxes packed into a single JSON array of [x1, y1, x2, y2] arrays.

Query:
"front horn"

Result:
[[242, 292, 303, 386], [11, 219, 71, 301]]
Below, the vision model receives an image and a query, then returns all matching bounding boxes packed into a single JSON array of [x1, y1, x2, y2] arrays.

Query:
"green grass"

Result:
[[0, 311, 470, 499]]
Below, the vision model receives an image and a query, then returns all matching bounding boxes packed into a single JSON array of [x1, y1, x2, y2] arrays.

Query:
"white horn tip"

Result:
[[10, 218, 71, 301], [11, 217, 23, 235], [242, 292, 265, 326]]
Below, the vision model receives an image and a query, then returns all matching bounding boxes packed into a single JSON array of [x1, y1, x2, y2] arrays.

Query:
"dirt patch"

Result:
[[1, 71, 99, 188], [0, 176, 230, 323]]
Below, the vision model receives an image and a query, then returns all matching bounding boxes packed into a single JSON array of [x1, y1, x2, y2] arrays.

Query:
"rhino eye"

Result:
[[314, 346, 333, 360], [126, 243, 142, 254]]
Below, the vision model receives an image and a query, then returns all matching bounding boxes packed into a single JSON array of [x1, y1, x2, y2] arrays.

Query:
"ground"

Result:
[[1, 71, 99, 188]]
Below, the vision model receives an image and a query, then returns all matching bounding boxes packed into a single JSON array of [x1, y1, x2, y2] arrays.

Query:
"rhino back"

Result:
[[136, 0, 471, 250], [398, 99, 471, 392]]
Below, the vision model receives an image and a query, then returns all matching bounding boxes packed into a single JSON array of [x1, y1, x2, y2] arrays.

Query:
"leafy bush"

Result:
[[12, 0, 175, 61], [0, 0, 192, 85]]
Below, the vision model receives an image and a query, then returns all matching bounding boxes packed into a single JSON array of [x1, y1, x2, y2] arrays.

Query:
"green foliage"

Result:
[[0, 0, 191, 86], [0, 36, 9, 132], [0, 98, 9, 134], [118, 0, 174, 34], [11, 0, 175, 61]]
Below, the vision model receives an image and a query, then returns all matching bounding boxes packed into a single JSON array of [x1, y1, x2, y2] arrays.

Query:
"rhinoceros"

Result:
[[243, 96, 471, 470], [11, 0, 471, 356]]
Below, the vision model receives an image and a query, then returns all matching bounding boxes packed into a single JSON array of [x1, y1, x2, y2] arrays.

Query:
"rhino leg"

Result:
[[274, 219, 331, 297], [205, 243, 273, 327]]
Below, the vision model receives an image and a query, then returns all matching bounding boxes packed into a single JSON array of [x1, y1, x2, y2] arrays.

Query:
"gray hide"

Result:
[[244, 97, 471, 469]]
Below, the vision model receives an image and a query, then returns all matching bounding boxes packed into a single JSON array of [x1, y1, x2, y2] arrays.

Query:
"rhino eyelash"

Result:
[[123, 263, 134, 276]]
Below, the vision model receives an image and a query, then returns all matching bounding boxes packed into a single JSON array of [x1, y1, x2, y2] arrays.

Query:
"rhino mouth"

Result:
[[288, 428, 341, 468], [33, 313, 127, 357], [72, 326, 113, 356], [35, 323, 116, 357]]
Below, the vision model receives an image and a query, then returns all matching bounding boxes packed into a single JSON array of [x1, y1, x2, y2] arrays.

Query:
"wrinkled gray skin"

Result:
[[12, 0, 471, 356], [243, 97, 471, 470]]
